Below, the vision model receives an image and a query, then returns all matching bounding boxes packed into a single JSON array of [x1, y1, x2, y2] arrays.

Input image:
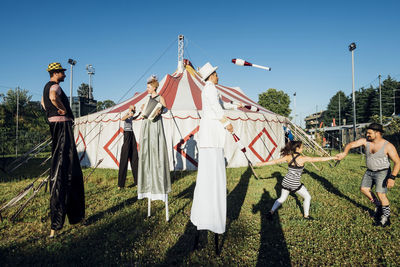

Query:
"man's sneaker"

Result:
[[374, 206, 383, 220], [373, 216, 391, 227]]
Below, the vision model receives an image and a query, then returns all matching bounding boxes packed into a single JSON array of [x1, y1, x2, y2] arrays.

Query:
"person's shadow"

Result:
[[303, 169, 372, 214], [219, 166, 252, 251], [159, 181, 198, 265], [252, 188, 291, 266], [162, 166, 253, 263], [185, 136, 198, 170]]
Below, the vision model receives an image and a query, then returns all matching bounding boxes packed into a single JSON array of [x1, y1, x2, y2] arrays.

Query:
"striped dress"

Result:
[[281, 153, 304, 192]]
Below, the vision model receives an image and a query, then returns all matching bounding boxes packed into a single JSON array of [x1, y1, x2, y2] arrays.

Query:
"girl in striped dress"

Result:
[[257, 141, 337, 219]]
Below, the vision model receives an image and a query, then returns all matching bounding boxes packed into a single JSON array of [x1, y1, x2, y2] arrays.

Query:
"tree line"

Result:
[[323, 76, 400, 126], [256, 76, 400, 131], [0, 84, 115, 156]]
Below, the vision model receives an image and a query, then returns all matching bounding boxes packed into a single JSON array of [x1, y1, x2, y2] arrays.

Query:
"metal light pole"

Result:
[[86, 64, 95, 100], [293, 92, 297, 136], [293, 92, 297, 125], [349, 42, 357, 140], [16, 86, 19, 157], [68, 59, 77, 107], [338, 92, 341, 126], [378, 75, 382, 124]]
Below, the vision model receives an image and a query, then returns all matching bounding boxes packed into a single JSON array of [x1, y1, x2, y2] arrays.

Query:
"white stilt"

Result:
[[147, 197, 151, 217], [165, 195, 169, 222]]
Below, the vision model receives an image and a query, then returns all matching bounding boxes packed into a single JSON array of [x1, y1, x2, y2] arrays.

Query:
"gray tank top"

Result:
[[365, 141, 390, 171], [123, 116, 133, 131]]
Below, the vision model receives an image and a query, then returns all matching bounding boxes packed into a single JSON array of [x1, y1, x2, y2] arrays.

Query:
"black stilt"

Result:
[[193, 230, 200, 251], [214, 233, 220, 255]]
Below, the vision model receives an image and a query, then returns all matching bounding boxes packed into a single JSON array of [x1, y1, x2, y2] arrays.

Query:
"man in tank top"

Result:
[[337, 123, 400, 227], [41, 62, 85, 238]]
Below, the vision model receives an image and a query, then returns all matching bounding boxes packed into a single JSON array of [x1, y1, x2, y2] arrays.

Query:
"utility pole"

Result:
[[349, 42, 357, 141], [338, 93, 341, 126], [16, 86, 19, 157], [379, 75, 382, 124], [394, 89, 396, 116], [68, 59, 77, 107]]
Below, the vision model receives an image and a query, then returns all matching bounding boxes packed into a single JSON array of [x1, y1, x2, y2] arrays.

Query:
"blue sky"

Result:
[[1, 0, 399, 127]]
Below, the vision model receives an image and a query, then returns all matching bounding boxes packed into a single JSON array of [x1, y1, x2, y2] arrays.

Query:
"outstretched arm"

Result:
[[256, 155, 288, 167], [337, 138, 366, 160], [300, 156, 337, 163], [387, 143, 400, 188], [121, 111, 134, 121]]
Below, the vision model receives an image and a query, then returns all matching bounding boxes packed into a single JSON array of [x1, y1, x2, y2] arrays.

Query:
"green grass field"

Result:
[[0, 154, 399, 266]]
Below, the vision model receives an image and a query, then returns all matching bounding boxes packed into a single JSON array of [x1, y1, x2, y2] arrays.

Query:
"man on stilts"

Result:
[[118, 105, 140, 189], [190, 62, 242, 254], [337, 123, 399, 227], [41, 62, 85, 237]]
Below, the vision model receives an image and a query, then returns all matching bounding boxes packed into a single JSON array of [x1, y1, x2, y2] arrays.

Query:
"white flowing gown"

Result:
[[190, 81, 236, 234]]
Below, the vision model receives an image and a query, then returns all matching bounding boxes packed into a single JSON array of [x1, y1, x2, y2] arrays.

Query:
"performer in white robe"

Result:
[[190, 62, 241, 235]]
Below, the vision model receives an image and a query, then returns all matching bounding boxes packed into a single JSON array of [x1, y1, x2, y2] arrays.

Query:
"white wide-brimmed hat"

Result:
[[198, 62, 218, 81]]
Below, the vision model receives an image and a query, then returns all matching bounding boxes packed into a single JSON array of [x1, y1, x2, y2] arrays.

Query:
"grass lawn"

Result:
[[0, 153, 399, 266]]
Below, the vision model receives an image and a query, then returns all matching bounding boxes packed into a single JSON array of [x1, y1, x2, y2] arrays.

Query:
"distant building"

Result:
[[304, 110, 326, 130], [69, 97, 97, 118], [308, 123, 369, 150]]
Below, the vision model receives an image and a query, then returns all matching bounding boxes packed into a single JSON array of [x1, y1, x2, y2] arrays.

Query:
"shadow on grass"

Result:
[[84, 196, 138, 225], [0, 157, 50, 183], [86, 170, 195, 226], [252, 188, 291, 266], [157, 181, 197, 265], [304, 169, 371, 213], [0, 203, 156, 265], [220, 166, 252, 250], [161, 166, 252, 264]]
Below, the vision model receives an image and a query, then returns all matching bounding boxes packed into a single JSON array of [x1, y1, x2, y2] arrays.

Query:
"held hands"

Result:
[[58, 109, 66, 115], [237, 102, 244, 109], [336, 153, 347, 161]]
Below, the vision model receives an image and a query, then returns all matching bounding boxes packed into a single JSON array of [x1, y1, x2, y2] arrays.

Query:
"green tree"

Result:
[[258, 88, 291, 117], [0, 88, 49, 155], [3, 88, 32, 115], [380, 76, 400, 116], [323, 91, 349, 126], [77, 83, 92, 99], [97, 100, 116, 111]]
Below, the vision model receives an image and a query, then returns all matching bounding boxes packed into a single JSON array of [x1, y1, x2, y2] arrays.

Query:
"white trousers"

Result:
[[271, 186, 311, 217], [190, 148, 226, 234]]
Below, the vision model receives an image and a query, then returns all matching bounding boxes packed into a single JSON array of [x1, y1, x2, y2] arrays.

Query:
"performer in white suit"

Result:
[[190, 62, 242, 253]]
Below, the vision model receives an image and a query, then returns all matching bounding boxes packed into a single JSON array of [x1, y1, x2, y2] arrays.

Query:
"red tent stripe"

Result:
[[159, 74, 183, 109], [107, 91, 148, 113], [186, 72, 203, 110], [191, 71, 267, 112], [217, 84, 260, 106]]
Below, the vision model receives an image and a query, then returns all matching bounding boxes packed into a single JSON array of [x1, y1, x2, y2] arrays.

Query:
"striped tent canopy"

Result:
[[74, 60, 286, 170]]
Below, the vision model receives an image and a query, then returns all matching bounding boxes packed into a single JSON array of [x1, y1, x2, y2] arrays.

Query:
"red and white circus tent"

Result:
[[74, 60, 287, 171]]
